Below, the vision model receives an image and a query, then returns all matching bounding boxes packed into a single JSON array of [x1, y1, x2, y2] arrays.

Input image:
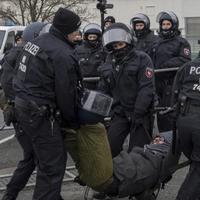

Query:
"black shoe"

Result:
[[1, 193, 16, 200], [93, 192, 111, 200]]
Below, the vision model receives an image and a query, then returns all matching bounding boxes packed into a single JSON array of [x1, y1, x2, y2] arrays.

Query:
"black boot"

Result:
[[93, 192, 111, 200]]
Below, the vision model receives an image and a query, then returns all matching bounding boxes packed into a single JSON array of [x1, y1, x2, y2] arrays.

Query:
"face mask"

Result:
[[134, 29, 146, 38], [87, 40, 99, 48], [160, 28, 175, 39], [112, 46, 130, 62]]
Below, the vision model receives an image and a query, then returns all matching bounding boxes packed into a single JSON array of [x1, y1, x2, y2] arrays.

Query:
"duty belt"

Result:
[[15, 96, 47, 112]]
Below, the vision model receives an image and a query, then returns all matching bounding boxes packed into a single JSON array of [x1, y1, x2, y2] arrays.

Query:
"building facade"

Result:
[[88, 0, 200, 53]]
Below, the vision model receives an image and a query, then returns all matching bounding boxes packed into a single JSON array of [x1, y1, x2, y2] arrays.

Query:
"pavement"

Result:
[[0, 110, 189, 200]]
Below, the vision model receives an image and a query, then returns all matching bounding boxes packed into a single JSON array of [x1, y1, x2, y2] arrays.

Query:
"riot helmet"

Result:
[[103, 23, 133, 62], [156, 11, 179, 38], [104, 16, 116, 24], [103, 23, 133, 50], [130, 13, 150, 38], [104, 16, 116, 29], [83, 23, 102, 47], [22, 22, 51, 42], [15, 31, 23, 44]]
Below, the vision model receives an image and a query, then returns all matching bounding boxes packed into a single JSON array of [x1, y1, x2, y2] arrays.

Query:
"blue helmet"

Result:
[[22, 22, 51, 42]]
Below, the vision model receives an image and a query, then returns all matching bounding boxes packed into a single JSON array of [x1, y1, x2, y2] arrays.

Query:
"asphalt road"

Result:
[[0, 110, 189, 200]]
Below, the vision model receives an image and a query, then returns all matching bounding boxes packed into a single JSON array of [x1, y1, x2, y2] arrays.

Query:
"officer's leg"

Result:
[[16, 108, 66, 200], [176, 115, 200, 200], [157, 83, 173, 132], [128, 124, 151, 152], [107, 114, 130, 157], [177, 116, 193, 159], [4, 123, 35, 199], [176, 162, 200, 200]]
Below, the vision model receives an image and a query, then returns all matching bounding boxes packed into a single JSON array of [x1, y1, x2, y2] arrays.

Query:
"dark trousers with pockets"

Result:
[[108, 113, 151, 158], [6, 122, 35, 198], [176, 113, 200, 200], [15, 104, 66, 200]]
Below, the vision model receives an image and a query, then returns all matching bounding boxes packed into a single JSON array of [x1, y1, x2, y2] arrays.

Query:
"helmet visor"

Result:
[[131, 13, 149, 25], [39, 23, 52, 35], [156, 11, 178, 24], [83, 23, 102, 34], [103, 28, 132, 48]]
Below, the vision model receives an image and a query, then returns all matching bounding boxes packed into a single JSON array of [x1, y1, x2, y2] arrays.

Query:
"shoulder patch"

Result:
[[145, 67, 153, 78], [184, 48, 190, 56], [24, 42, 40, 56]]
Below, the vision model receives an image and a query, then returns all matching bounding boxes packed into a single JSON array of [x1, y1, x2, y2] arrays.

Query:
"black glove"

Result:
[[3, 103, 15, 126], [132, 113, 144, 128]]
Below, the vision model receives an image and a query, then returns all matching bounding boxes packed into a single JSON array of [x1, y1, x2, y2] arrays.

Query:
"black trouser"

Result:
[[15, 104, 66, 200], [107, 114, 151, 158], [5, 122, 35, 198], [156, 78, 174, 132], [176, 113, 200, 200]]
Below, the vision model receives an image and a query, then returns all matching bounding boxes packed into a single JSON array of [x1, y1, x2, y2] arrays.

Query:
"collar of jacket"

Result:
[[83, 40, 102, 50], [49, 25, 75, 48], [111, 47, 137, 65]]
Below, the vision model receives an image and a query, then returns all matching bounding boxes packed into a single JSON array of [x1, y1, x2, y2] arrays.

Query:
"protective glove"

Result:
[[3, 103, 15, 126]]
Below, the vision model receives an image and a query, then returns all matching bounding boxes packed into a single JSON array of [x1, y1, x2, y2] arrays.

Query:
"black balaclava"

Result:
[[134, 22, 148, 38]]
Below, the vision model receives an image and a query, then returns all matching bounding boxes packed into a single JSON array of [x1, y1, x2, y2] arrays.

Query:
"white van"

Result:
[[0, 26, 25, 62]]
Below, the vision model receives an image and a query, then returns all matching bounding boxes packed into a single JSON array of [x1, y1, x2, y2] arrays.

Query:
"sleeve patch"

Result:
[[184, 48, 190, 56], [145, 67, 153, 78]]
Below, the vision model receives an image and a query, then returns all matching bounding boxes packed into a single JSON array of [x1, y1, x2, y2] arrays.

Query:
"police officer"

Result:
[[0, 22, 56, 200], [13, 8, 81, 200], [149, 11, 191, 132], [172, 57, 200, 200], [99, 23, 154, 158], [130, 13, 158, 53], [104, 16, 116, 29], [76, 23, 104, 90], [73, 30, 83, 46], [15, 31, 23, 45]]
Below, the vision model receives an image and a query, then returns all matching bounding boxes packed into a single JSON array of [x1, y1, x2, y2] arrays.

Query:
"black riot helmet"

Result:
[[83, 23, 102, 39], [22, 22, 51, 42], [130, 13, 150, 38], [103, 22, 133, 51], [83, 23, 102, 47], [156, 11, 179, 38], [104, 16, 115, 24]]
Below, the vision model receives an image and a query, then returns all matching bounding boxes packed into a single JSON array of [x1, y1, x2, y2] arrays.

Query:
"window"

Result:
[[185, 17, 200, 37], [0, 30, 6, 50], [4, 31, 15, 53], [185, 17, 200, 55]]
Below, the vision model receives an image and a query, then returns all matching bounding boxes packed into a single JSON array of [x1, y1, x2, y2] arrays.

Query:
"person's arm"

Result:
[[171, 64, 186, 106], [160, 39, 191, 69], [97, 63, 114, 96], [54, 52, 79, 127], [134, 54, 154, 120]]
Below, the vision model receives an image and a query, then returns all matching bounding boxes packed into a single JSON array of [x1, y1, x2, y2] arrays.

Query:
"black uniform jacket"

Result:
[[172, 57, 200, 104], [76, 41, 105, 77], [135, 31, 158, 54], [98, 49, 154, 119], [1, 45, 23, 100], [149, 35, 191, 70], [13, 26, 81, 127]]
